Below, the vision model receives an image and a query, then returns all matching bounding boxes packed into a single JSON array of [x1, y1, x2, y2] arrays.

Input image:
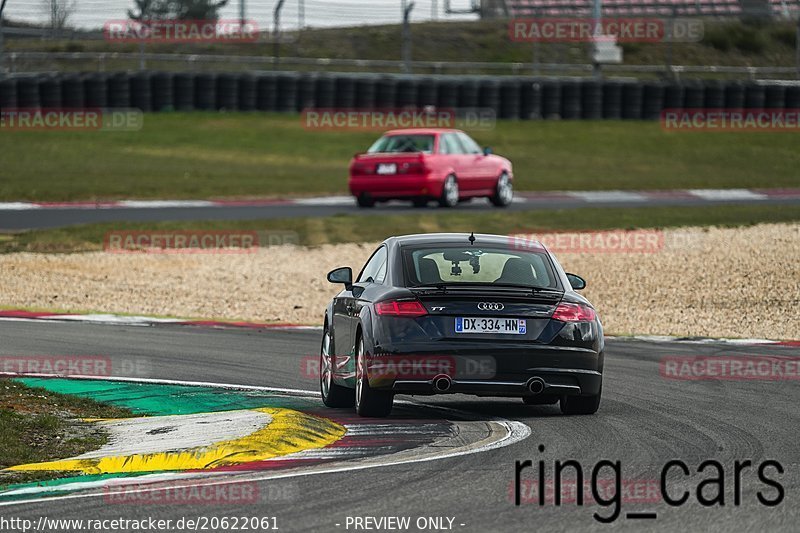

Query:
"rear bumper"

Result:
[[349, 174, 441, 200], [366, 342, 603, 397], [391, 370, 602, 398]]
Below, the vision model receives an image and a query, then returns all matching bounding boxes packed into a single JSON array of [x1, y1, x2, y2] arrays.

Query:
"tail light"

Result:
[[351, 162, 370, 175], [398, 161, 427, 174], [375, 299, 428, 317], [551, 302, 596, 322]]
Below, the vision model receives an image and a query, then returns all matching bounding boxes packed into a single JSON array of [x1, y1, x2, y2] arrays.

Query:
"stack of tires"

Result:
[[602, 81, 622, 119], [17, 77, 41, 108], [560, 80, 581, 119], [541, 80, 561, 119], [130, 72, 152, 112], [151, 72, 173, 111], [375, 76, 397, 108], [39, 76, 62, 108], [354, 76, 377, 109], [256, 73, 278, 111], [173, 73, 195, 111], [335, 75, 357, 109], [238, 73, 257, 111], [108, 72, 131, 108], [581, 81, 602, 120], [0, 78, 18, 108], [5, 72, 797, 123]]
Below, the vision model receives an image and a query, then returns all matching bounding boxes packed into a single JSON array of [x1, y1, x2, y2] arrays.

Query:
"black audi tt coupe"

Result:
[[320, 233, 604, 417]]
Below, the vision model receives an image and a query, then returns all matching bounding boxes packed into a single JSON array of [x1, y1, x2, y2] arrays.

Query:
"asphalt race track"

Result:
[[2, 192, 800, 230], [1, 320, 798, 532]]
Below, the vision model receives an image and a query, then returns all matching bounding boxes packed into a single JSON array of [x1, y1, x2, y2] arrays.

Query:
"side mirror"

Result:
[[327, 267, 353, 290], [483, 147, 493, 156], [566, 273, 586, 291]]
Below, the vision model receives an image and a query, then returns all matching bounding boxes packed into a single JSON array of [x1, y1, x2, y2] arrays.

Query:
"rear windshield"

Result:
[[402, 246, 559, 289], [367, 134, 434, 154]]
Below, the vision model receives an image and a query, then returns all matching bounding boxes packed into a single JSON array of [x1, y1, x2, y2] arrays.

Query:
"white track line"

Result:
[[568, 191, 647, 202], [613, 335, 785, 346], [1, 189, 790, 212], [689, 189, 767, 201], [0, 315, 321, 330], [116, 200, 216, 209], [0, 202, 41, 210], [293, 196, 355, 206]]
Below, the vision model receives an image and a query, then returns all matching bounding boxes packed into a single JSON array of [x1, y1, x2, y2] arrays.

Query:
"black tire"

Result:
[[356, 194, 375, 208], [522, 395, 559, 405], [490, 172, 513, 207], [320, 325, 355, 408], [412, 198, 429, 208], [355, 335, 393, 417], [560, 385, 601, 415], [438, 175, 459, 208]]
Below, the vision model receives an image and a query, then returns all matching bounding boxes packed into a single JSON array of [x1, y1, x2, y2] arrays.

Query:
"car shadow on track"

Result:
[[311, 395, 587, 423], [397, 395, 565, 421]]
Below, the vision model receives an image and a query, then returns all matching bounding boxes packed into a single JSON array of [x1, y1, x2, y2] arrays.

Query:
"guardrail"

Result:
[[3, 51, 798, 81]]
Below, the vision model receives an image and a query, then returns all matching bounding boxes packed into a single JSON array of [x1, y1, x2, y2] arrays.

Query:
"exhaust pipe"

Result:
[[433, 374, 452, 392], [527, 377, 546, 395]]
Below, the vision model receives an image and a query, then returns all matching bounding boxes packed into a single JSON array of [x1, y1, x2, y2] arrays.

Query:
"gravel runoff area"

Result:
[[1, 223, 798, 340]]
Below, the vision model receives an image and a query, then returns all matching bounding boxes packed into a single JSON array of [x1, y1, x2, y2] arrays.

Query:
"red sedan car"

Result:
[[348, 128, 514, 208]]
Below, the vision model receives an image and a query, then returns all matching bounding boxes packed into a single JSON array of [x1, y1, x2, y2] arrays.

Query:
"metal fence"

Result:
[[4, 51, 799, 81], [1, 6, 799, 81]]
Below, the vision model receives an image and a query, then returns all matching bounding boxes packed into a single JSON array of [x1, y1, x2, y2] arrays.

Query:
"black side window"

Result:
[[357, 246, 388, 284]]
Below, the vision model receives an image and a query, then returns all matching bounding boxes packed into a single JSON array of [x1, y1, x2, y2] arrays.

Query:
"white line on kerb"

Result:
[[0, 202, 42, 210], [688, 189, 767, 201]]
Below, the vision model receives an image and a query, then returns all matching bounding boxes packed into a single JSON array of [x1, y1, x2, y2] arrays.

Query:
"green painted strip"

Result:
[[15, 378, 308, 416], [0, 472, 150, 501]]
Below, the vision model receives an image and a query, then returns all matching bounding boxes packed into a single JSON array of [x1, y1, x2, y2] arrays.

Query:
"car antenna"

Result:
[[468, 232, 475, 245]]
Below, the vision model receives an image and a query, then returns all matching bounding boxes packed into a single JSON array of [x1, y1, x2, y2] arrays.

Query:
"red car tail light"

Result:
[[398, 161, 427, 175], [375, 299, 428, 317], [551, 302, 596, 322], [350, 162, 370, 175]]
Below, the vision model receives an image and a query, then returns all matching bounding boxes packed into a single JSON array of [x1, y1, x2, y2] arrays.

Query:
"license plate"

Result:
[[455, 317, 526, 335], [376, 163, 397, 175]]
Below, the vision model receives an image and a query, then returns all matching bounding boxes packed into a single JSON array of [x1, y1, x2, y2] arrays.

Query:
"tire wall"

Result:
[[3, 73, 798, 122]]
